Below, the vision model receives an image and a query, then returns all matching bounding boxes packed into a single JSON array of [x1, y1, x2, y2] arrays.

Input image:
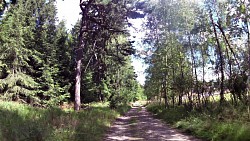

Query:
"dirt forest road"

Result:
[[104, 107, 202, 141]]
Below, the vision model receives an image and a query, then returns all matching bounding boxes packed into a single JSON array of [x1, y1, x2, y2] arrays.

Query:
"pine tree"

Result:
[[73, 0, 139, 110], [0, 0, 70, 106], [0, 0, 40, 103], [32, 0, 70, 106]]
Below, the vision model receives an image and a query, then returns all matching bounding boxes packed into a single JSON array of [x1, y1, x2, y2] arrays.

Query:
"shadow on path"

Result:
[[104, 107, 202, 141]]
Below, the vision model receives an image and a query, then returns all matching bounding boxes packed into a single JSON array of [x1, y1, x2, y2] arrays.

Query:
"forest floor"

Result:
[[103, 106, 202, 141]]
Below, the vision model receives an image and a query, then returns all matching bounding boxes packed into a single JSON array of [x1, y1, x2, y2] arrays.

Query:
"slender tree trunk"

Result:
[[189, 35, 201, 106], [178, 95, 182, 105], [188, 35, 194, 109], [179, 65, 184, 106], [225, 46, 237, 105], [247, 33, 250, 118], [159, 85, 162, 104], [246, 11, 250, 118], [201, 44, 206, 107], [172, 68, 175, 108], [164, 56, 169, 108], [209, 11, 225, 105], [216, 23, 240, 71], [163, 75, 168, 107]]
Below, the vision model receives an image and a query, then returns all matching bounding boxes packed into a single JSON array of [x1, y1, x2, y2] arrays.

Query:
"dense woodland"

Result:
[[143, 0, 250, 110], [143, 0, 250, 140], [0, 0, 145, 109], [0, 0, 250, 140]]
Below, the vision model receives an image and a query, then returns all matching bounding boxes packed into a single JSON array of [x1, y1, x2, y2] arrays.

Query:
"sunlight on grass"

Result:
[[147, 103, 250, 141], [0, 101, 130, 141]]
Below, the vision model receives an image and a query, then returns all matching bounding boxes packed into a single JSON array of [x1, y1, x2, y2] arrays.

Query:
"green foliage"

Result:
[[147, 103, 250, 141], [147, 103, 188, 124], [0, 0, 144, 108], [0, 101, 130, 141], [0, 0, 40, 103], [109, 95, 125, 109], [0, 0, 72, 106]]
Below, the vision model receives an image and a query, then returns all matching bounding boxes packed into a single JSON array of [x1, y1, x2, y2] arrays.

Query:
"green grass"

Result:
[[0, 101, 130, 141], [147, 103, 250, 141], [208, 93, 232, 102]]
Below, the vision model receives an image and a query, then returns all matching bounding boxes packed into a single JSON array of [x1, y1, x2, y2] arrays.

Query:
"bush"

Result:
[[109, 96, 124, 109]]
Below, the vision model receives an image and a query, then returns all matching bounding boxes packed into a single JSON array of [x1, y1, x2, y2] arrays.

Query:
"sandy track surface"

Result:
[[104, 107, 202, 141]]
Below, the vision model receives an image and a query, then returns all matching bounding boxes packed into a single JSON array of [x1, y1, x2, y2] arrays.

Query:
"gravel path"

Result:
[[104, 107, 202, 141]]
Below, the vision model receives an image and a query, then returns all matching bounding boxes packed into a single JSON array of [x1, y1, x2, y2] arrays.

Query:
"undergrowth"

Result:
[[0, 101, 130, 141], [147, 103, 250, 141]]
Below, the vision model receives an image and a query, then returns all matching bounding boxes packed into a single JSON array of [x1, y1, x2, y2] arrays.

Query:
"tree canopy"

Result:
[[0, 0, 145, 108]]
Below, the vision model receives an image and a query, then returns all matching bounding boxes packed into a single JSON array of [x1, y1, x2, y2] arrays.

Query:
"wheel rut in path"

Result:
[[104, 107, 202, 141]]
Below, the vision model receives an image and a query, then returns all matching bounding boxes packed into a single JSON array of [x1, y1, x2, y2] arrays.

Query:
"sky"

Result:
[[128, 18, 148, 85], [56, 0, 147, 85], [56, 0, 221, 85], [56, 0, 81, 29]]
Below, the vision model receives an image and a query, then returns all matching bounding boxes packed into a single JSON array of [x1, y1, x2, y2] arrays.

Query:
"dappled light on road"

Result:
[[104, 107, 201, 141]]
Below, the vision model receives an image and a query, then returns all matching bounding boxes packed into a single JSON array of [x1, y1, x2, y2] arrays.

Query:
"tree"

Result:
[[0, 0, 40, 103], [0, 0, 71, 106], [74, 0, 143, 110]]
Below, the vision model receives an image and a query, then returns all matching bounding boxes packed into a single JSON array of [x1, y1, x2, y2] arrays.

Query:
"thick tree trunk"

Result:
[[74, 0, 93, 110], [74, 57, 82, 110]]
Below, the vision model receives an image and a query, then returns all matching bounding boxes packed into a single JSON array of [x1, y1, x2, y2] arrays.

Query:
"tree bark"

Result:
[[209, 12, 225, 105], [201, 43, 206, 107], [245, 2, 250, 118], [163, 56, 169, 108], [189, 35, 201, 105], [74, 0, 93, 111], [216, 22, 241, 71], [179, 65, 184, 106], [74, 56, 82, 111]]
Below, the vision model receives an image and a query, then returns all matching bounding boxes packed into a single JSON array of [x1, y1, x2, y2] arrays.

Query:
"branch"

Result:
[[215, 23, 241, 71]]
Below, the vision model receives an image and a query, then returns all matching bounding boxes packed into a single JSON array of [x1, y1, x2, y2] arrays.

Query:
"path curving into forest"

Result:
[[104, 107, 201, 141]]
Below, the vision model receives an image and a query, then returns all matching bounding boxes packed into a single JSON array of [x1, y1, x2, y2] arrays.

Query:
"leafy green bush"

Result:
[[109, 95, 125, 109]]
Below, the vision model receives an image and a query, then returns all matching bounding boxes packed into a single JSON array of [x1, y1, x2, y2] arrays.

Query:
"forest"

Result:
[[144, 0, 250, 140], [0, 0, 145, 108], [0, 0, 250, 141]]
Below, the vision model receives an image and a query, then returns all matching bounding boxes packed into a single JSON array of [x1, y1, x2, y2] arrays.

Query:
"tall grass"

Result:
[[0, 101, 130, 141], [147, 103, 250, 141]]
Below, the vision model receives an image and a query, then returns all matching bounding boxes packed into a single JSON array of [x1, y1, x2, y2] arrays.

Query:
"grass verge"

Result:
[[147, 103, 250, 141], [0, 101, 130, 141]]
